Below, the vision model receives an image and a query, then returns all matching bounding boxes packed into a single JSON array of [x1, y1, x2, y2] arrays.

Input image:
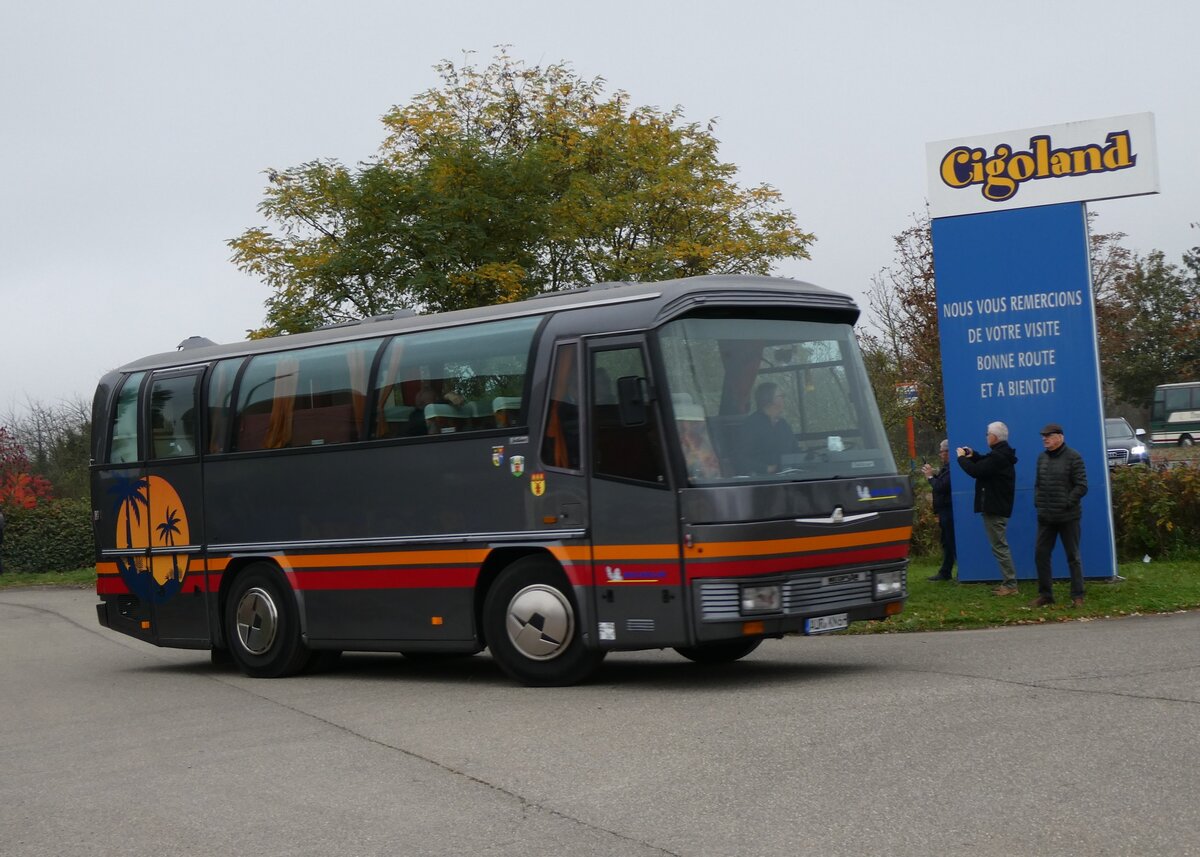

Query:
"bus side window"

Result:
[[206, 358, 242, 454], [591, 348, 665, 484], [370, 316, 541, 441], [235, 341, 377, 451], [108, 372, 146, 464], [541, 344, 580, 470], [149, 374, 199, 459]]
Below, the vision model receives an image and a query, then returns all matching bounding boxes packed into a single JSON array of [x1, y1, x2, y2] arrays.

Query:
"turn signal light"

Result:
[[885, 602, 904, 616], [431, 616, 444, 626], [742, 620, 765, 635]]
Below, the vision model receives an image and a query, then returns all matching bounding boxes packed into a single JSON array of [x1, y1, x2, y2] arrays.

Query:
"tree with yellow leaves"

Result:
[[230, 49, 814, 337]]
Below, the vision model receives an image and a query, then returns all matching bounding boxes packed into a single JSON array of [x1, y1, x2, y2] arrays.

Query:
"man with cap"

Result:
[[1032, 423, 1088, 607]]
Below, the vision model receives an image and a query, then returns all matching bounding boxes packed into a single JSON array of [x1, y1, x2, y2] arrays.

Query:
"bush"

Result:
[[908, 475, 941, 558], [1, 498, 93, 574], [1110, 465, 1200, 560], [910, 464, 1200, 562]]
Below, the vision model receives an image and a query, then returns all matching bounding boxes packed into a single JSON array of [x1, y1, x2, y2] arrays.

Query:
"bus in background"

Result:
[[91, 275, 912, 686], [1150, 381, 1200, 447]]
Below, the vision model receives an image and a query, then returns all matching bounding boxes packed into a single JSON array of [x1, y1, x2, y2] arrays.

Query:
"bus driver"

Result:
[[741, 382, 797, 475]]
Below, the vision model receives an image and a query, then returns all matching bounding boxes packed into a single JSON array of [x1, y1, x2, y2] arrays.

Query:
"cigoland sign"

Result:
[[926, 112, 1159, 584], [927, 113, 1158, 218]]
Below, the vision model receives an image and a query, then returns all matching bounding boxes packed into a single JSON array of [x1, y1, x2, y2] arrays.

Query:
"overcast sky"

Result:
[[2, 0, 1196, 415]]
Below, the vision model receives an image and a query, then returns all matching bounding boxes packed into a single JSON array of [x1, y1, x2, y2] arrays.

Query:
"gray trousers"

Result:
[[982, 513, 1017, 586]]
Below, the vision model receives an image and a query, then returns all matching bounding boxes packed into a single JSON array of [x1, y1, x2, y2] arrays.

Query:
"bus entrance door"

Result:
[[587, 340, 685, 648], [141, 369, 209, 647]]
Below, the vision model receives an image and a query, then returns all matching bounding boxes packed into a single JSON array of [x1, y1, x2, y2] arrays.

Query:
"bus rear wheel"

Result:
[[674, 638, 762, 664], [483, 556, 604, 687], [1180, 435, 1194, 447], [225, 563, 312, 678]]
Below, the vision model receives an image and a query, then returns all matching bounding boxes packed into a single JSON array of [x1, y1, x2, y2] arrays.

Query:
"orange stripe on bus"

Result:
[[683, 526, 912, 559], [592, 543, 682, 561], [593, 527, 912, 563], [547, 545, 591, 563]]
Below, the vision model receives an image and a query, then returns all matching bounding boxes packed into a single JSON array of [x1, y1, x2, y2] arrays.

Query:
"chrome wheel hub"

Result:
[[505, 584, 573, 661], [235, 587, 278, 655]]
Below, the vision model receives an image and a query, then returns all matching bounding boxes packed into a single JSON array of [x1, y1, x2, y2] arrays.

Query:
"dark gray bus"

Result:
[[92, 275, 912, 686]]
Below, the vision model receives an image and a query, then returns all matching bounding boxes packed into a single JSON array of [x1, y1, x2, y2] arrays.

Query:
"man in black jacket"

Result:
[[1032, 423, 1088, 607], [957, 421, 1019, 595], [922, 439, 955, 581]]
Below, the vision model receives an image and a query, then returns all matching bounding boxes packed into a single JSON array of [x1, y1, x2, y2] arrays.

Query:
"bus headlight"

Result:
[[741, 584, 782, 613], [873, 570, 903, 599]]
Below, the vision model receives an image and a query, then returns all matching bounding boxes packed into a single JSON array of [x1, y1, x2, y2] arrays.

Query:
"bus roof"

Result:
[[113, 274, 856, 374]]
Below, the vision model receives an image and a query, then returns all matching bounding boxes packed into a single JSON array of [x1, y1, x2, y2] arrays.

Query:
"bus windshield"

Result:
[[658, 315, 896, 484]]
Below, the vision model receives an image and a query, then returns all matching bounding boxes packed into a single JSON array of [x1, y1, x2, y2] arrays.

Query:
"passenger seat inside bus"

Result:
[[291, 404, 358, 446], [467, 399, 496, 430], [425, 403, 467, 434], [493, 397, 521, 428]]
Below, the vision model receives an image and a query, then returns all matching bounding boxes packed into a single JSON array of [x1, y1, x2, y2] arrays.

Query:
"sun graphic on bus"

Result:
[[108, 474, 191, 605]]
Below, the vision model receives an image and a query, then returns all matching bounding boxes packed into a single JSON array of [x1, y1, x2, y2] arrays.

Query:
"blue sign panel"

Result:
[[931, 202, 1115, 582]]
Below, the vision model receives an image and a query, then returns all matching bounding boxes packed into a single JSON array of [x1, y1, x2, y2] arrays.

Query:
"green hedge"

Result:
[[1, 498, 94, 574], [909, 465, 1200, 562], [1110, 465, 1200, 560]]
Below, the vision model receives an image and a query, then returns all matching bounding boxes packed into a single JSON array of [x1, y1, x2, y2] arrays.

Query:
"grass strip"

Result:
[[850, 556, 1200, 633]]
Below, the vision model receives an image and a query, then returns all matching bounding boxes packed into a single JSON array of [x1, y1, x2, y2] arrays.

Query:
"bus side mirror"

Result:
[[617, 376, 651, 426]]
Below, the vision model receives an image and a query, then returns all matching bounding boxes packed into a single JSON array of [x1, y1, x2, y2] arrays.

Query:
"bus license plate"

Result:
[[805, 613, 848, 635]]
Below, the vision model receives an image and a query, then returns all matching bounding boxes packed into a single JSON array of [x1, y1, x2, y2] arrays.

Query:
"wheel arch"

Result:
[[475, 546, 592, 648], [214, 555, 307, 649]]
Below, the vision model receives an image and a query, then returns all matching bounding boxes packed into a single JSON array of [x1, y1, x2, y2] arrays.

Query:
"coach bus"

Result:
[[92, 274, 912, 686], [1150, 381, 1200, 447]]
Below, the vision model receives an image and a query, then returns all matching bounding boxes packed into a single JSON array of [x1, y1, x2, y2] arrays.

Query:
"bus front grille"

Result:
[[697, 570, 892, 622], [698, 583, 741, 620], [782, 575, 875, 614]]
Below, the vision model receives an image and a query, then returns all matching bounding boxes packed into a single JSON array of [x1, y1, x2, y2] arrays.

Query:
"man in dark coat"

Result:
[[957, 421, 1019, 595], [1031, 423, 1088, 607], [922, 439, 955, 581]]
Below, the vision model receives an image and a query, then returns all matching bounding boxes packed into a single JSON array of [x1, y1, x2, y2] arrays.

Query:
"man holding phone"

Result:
[[956, 421, 1019, 595]]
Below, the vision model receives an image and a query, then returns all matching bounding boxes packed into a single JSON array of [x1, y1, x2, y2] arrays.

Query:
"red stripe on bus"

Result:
[[97, 576, 129, 595], [290, 567, 480, 591], [96, 571, 216, 596]]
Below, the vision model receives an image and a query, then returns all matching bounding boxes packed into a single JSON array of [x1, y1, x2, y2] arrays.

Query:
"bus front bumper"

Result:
[[688, 560, 907, 644]]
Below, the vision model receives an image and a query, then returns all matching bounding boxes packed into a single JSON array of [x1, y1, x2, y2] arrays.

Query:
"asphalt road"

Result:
[[2, 587, 1198, 857]]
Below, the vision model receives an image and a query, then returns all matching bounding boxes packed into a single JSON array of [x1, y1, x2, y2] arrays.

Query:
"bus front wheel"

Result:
[[224, 563, 312, 678], [483, 557, 604, 687], [675, 638, 762, 664]]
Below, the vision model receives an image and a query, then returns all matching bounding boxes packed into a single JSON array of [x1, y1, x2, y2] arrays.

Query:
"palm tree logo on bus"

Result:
[[109, 474, 191, 604], [156, 507, 184, 582], [108, 474, 149, 564]]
